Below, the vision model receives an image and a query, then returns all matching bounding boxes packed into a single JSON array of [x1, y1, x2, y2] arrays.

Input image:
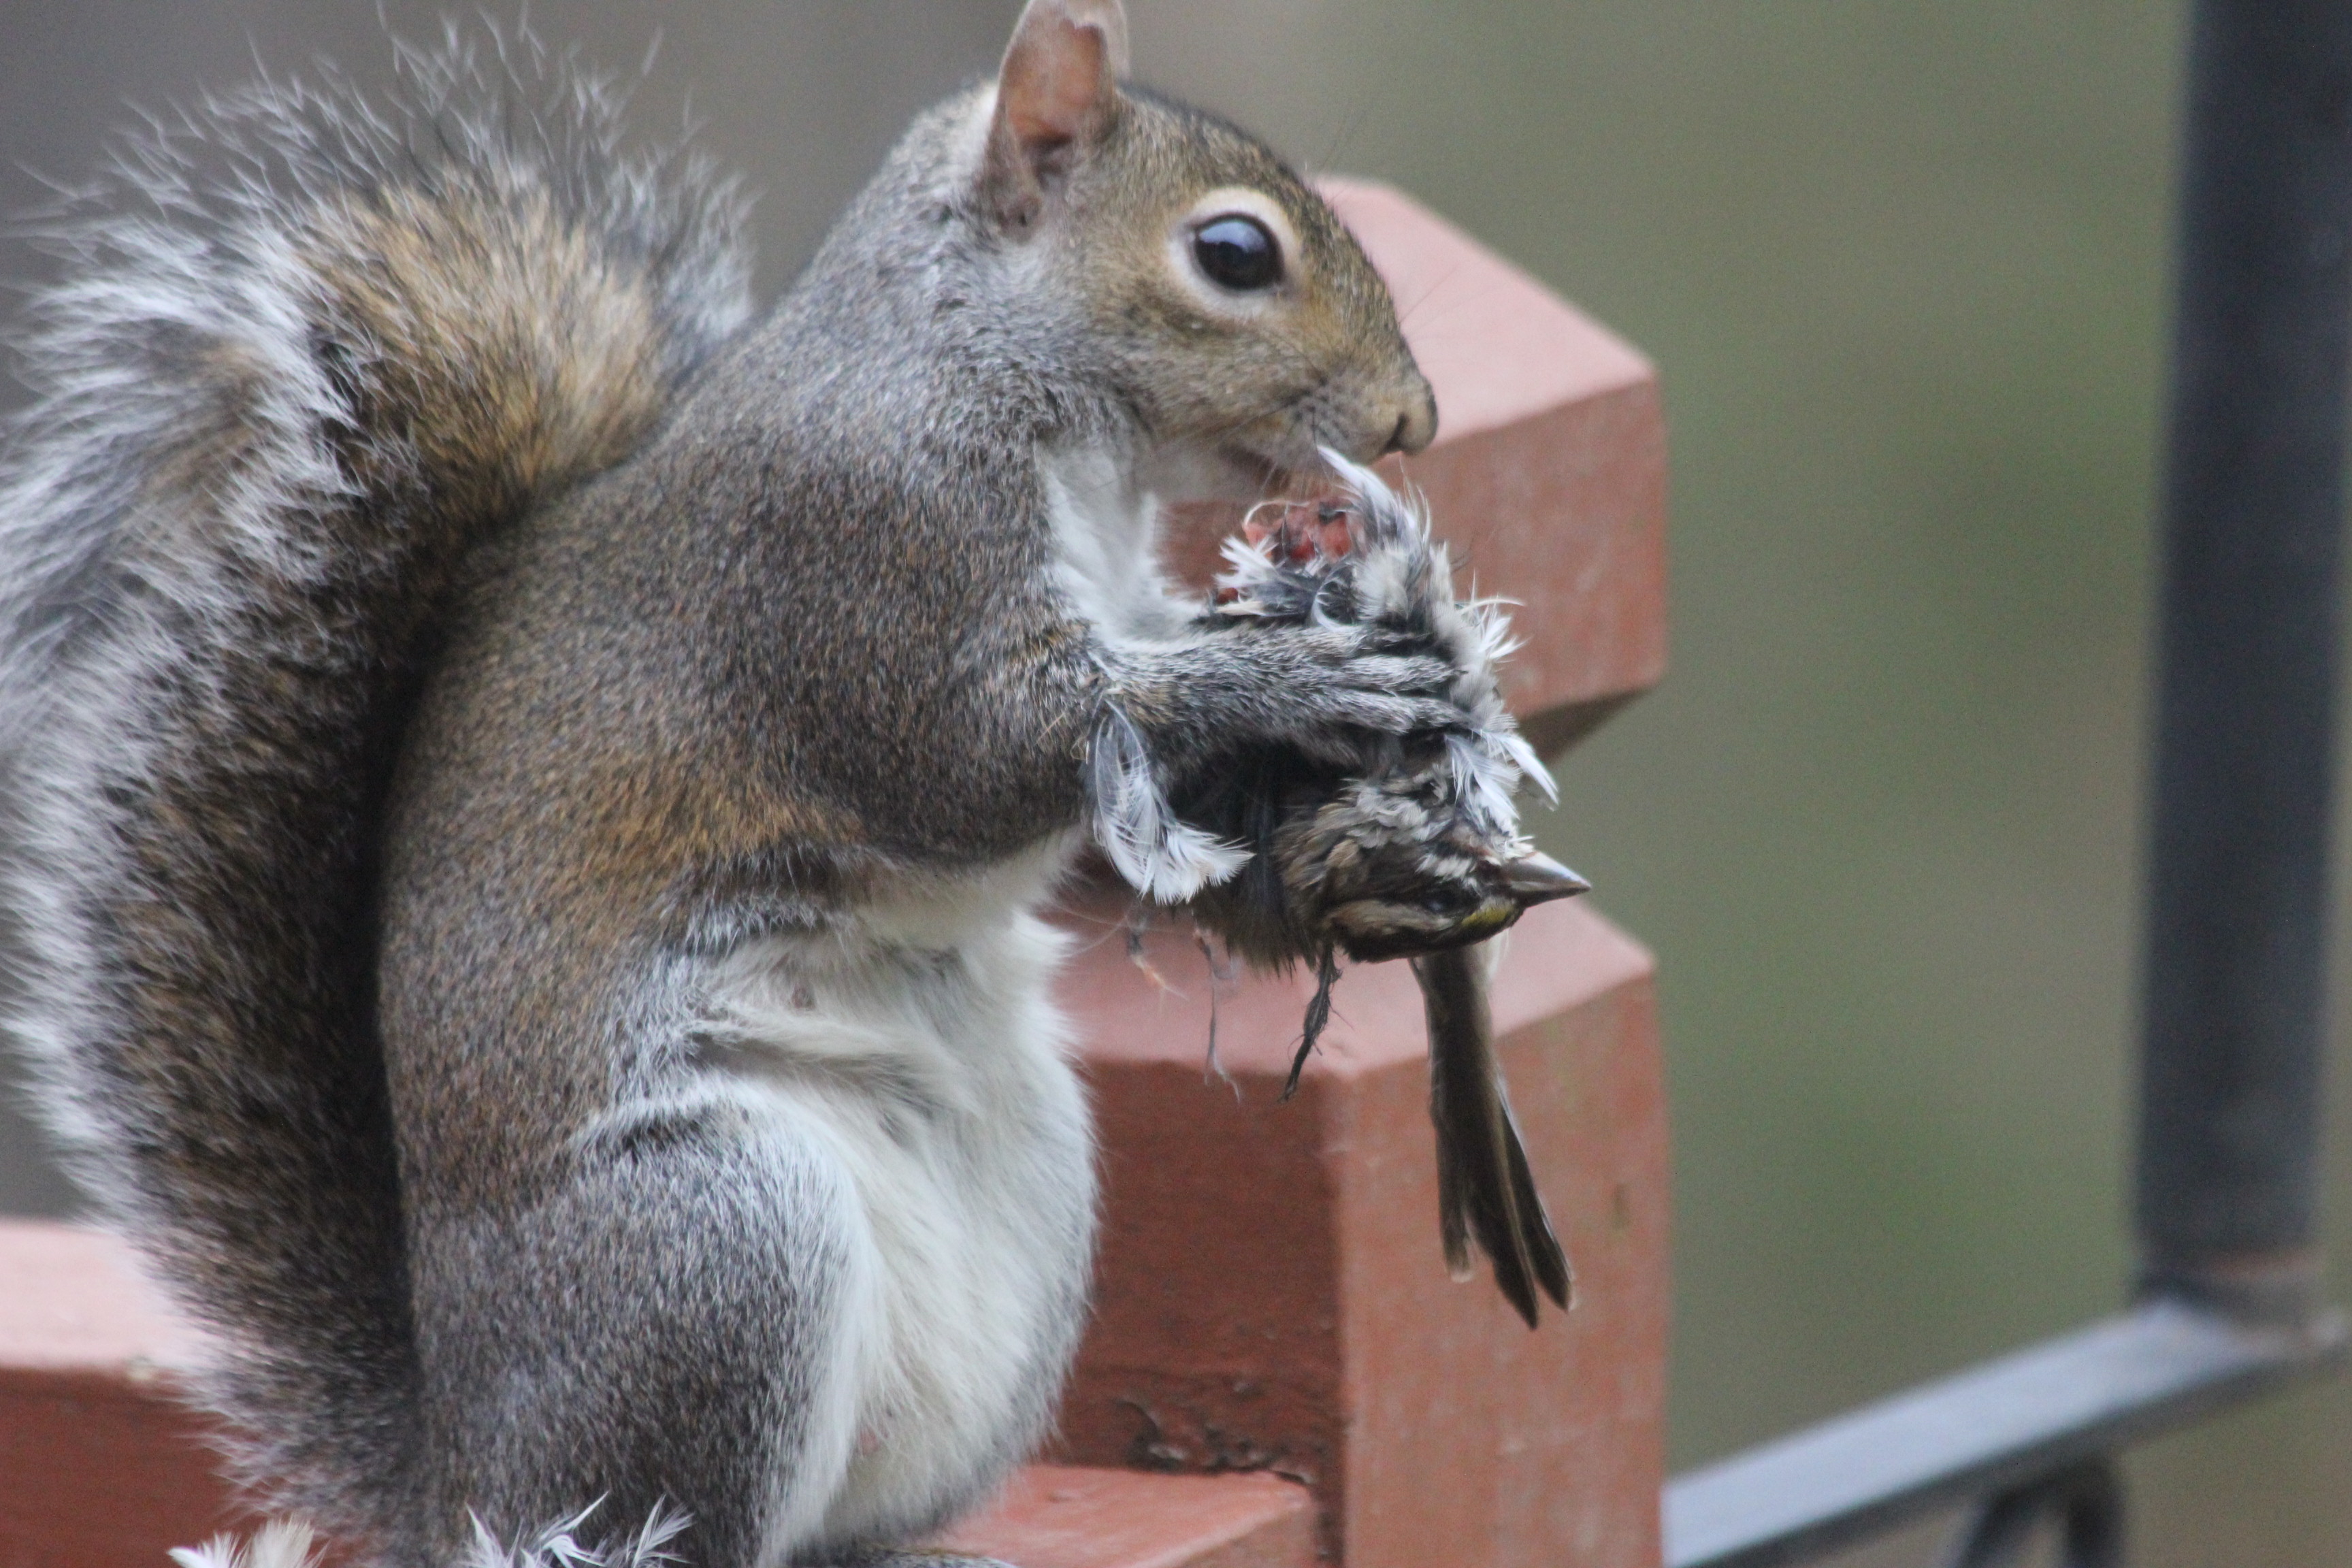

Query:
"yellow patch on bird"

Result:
[[1456, 904, 1516, 937]]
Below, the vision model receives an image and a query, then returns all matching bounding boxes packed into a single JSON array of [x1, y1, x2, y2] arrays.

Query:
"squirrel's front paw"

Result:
[[1243, 622, 1467, 753], [1098, 622, 1461, 777]]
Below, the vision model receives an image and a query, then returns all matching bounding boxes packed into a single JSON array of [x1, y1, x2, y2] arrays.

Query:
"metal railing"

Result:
[[1663, 1, 2352, 1562]]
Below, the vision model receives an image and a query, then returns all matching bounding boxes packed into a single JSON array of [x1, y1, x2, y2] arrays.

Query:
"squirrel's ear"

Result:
[[984, 0, 1130, 229]]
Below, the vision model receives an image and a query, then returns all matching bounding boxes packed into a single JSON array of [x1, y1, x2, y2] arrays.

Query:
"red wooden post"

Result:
[[1045, 180, 1671, 1568], [0, 1222, 1319, 1568], [0, 182, 1668, 1568]]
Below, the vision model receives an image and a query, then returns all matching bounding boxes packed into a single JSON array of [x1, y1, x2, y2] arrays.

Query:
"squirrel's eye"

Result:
[[1192, 215, 1282, 292]]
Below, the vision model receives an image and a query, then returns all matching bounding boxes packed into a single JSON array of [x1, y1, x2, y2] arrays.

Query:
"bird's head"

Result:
[[1275, 760, 1587, 964]]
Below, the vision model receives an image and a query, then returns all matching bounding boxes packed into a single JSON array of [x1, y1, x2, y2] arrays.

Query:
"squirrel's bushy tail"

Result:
[[0, 32, 749, 1548]]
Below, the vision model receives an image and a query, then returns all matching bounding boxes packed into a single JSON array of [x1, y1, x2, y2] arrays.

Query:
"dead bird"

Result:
[[1176, 453, 1586, 1327]]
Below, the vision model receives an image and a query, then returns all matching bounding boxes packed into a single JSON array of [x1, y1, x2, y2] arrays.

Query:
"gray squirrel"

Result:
[[0, 4, 1533, 1566]]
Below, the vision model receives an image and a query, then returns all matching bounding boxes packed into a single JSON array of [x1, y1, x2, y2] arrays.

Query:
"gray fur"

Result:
[[0, 11, 1437, 1567], [0, 25, 747, 1559]]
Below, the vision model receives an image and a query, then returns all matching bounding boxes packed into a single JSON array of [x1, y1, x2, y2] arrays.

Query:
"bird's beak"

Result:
[[1501, 851, 1590, 906]]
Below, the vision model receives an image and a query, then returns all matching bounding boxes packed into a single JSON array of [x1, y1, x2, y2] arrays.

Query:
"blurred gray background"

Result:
[[3, 3, 2346, 1564]]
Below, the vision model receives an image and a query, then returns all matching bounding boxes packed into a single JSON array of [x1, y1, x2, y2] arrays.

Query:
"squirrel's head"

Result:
[[974, 0, 1437, 495]]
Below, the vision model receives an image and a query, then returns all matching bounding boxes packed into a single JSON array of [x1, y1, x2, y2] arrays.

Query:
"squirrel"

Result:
[[0, 5, 1455, 1567]]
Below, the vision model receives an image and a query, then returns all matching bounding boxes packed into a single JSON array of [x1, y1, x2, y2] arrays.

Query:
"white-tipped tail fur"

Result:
[[0, 26, 751, 1554], [167, 1502, 691, 1568]]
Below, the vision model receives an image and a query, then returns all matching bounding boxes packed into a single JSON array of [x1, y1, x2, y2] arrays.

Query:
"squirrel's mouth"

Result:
[[1222, 410, 1407, 496], [1138, 427, 1351, 505], [1216, 442, 1343, 504], [1138, 440, 1313, 504]]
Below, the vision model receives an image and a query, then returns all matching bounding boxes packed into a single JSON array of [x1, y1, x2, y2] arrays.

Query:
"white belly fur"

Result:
[[700, 838, 1098, 1550], [693, 441, 1171, 1552]]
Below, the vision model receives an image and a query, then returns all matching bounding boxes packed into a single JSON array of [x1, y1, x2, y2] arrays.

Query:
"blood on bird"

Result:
[[1242, 497, 1358, 566]]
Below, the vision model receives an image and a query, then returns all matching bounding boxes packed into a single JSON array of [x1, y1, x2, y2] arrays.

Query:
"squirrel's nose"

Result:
[[1382, 381, 1438, 457]]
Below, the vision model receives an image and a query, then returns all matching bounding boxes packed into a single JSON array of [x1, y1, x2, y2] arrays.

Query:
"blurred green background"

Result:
[[3, 3, 2346, 1563]]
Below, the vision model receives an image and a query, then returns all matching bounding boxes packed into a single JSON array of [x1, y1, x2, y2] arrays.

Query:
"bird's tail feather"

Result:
[[1416, 945, 1573, 1328]]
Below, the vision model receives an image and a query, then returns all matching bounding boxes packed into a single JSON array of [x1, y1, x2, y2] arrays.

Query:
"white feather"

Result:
[[1088, 704, 1249, 901], [169, 1521, 321, 1568], [1315, 448, 1556, 827], [1040, 443, 1253, 901], [466, 1501, 691, 1568]]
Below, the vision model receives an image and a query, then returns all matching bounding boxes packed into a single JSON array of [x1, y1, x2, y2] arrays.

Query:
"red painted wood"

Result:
[[0, 1222, 250, 1568], [1048, 191, 1673, 1562], [0, 1222, 1316, 1568], [1051, 898, 1667, 1568], [0, 180, 1669, 1568], [929, 1467, 1315, 1568]]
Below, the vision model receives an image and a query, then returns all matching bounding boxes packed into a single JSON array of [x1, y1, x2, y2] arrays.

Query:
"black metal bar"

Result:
[[2056, 1463, 2125, 1568], [1659, 1301, 2345, 1568], [1940, 1460, 2121, 1568], [2138, 0, 2352, 1319], [1661, 5, 2352, 1563]]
